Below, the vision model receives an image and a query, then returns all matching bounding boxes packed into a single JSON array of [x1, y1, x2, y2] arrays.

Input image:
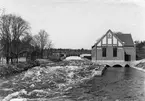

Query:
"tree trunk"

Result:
[[6, 42, 10, 64], [6, 56, 9, 64], [41, 49, 43, 59], [16, 43, 19, 63], [17, 56, 18, 63], [11, 57, 13, 64], [16, 54, 18, 63]]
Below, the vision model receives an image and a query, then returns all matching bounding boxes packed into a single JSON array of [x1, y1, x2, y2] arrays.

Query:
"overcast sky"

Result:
[[1, 0, 145, 49]]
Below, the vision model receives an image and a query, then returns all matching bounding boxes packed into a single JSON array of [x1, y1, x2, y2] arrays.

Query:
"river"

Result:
[[0, 67, 145, 101], [67, 67, 145, 101]]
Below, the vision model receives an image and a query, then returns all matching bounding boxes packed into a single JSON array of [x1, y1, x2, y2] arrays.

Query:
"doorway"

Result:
[[125, 52, 131, 61]]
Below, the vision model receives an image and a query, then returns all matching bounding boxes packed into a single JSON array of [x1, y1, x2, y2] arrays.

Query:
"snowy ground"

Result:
[[1, 58, 145, 101], [64, 56, 83, 60], [132, 59, 145, 72], [0, 59, 105, 101]]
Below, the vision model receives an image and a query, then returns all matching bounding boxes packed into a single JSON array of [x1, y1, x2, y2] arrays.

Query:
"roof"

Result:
[[114, 32, 134, 47], [92, 30, 135, 48]]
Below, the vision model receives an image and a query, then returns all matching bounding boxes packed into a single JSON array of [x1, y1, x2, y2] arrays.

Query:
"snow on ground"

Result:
[[131, 59, 145, 72], [134, 59, 145, 68], [80, 54, 91, 57], [65, 56, 83, 60], [132, 59, 145, 65], [1, 59, 105, 101]]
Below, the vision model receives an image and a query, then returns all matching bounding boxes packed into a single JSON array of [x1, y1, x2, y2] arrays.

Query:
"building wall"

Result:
[[91, 30, 136, 61], [124, 47, 136, 61], [92, 46, 97, 60], [96, 46, 124, 60]]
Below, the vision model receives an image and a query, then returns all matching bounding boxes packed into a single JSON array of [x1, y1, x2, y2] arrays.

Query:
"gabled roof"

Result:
[[113, 32, 134, 47], [92, 29, 135, 48], [95, 29, 124, 46]]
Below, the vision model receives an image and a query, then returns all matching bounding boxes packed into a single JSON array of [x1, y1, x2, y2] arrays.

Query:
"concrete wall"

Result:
[[124, 47, 136, 61], [96, 46, 124, 60]]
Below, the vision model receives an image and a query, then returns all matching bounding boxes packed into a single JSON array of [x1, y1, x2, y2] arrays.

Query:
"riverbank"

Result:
[[0, 59, 105, 101], [0, 60, 40, 78], [50, 67, 145, 101], [132, 66, 145, 72], [92, 65, 106, 76], [131, 59, 145, 73]]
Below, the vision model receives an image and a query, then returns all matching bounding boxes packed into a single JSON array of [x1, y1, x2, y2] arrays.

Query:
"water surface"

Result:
[[68, 67, 145, 101]]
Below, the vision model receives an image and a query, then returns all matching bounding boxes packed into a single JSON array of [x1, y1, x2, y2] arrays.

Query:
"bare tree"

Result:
[[11, 15, 30, 63], [32, 30, 52, 58], [0, 14, 30, 64]]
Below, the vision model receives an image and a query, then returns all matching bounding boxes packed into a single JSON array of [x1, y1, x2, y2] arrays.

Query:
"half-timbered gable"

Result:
[[96, 29, 123, 47]]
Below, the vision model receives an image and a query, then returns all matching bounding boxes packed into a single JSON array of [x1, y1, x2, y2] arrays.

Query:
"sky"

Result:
[[0, 0, 145, 49]]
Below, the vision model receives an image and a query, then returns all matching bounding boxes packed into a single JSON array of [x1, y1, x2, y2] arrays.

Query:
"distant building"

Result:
[[92, 29, 136, 63]]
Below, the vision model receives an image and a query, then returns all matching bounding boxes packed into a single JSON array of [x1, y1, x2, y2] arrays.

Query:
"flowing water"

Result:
[[67, 67, 145, 101], [0, 67, 145, 101]]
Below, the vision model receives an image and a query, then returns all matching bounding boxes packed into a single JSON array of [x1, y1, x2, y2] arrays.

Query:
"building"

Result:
[[92, 29, 136, 66]]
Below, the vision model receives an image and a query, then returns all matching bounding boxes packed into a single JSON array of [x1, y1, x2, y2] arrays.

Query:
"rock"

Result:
[[29, 89, 46, 93], [2, 92, 19, 101], [58, 83, 66, 89], [30, 84, 35, 88], [22, 71, 34, 80], [36, 71, 41, 76], [10, 98, 27, 101], [1, 88, 13, 91], [27, 89, 54, 98], [64, 87, 72, 91], [2, 89, 27, 101], [77, 96, 85, 100], [103, 96, 107, 100]]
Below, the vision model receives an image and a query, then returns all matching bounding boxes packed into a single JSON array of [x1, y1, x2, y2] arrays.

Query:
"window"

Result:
[[113, 47, 117, 57], [102, 47, 106, 57], [108, 33, 112, 38], [102, 36, 106, 44], [108, 38, 112, 44]]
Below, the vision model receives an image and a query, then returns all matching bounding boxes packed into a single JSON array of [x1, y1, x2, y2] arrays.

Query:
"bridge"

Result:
[[92, 60, 134, 67]]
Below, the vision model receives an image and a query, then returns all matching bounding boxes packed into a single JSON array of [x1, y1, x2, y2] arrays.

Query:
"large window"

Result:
[[113, 47, 117, 57], [102, 47, 106, 57]]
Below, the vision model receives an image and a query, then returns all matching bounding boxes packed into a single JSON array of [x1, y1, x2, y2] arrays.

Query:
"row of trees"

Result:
[[0, 12, 52, 64], [44, 48, 91, 57], [135, 41, 145, 60]]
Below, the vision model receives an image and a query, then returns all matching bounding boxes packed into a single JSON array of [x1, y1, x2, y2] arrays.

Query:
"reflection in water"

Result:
[[123, 67, 132, 79], [144, 80, 145, 92], [90, 67, 145, 100]]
